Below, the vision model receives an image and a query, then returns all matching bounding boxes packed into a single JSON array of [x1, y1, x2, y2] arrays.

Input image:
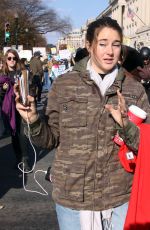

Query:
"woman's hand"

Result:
[[3, 82, 9, 90], [14, 84, 38, 124], [105, 90, 128, 127]]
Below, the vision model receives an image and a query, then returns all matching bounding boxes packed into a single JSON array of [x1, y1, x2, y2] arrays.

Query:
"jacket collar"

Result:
[[73, 57, 126, 95], [106, 67, 125, 96]]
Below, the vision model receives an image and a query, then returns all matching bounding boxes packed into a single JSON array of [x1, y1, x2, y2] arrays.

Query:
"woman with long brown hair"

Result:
[[0, 49, 30, 171], [15, 18, 150, 229]]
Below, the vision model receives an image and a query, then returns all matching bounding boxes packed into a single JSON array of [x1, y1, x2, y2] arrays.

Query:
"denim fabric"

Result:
[[56, 202, 128, 230], [111, 202, 128, 230], [56, 203, 81, 230], [43, 72, 51, 91]]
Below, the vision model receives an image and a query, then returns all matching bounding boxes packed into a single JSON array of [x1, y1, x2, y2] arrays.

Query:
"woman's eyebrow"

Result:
[[113, 40, 121, 43], [98, 39, 121, 43], [98, 39, 107, 42]]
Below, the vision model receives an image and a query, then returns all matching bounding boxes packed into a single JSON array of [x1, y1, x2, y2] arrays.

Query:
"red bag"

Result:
[[118, 144, 137, 173], [124, 124, 150, 229]]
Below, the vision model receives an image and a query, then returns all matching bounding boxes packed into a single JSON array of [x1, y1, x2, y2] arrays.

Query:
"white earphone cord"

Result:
[[17, 110, 48, 196]]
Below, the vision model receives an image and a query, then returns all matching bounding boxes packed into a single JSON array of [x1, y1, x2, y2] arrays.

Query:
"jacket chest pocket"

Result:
[[123, 93, 138, 107], [59, 97, 88, 127]]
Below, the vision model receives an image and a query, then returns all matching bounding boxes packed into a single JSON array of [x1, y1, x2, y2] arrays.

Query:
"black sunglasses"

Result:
[[7, 57, 18, 61]]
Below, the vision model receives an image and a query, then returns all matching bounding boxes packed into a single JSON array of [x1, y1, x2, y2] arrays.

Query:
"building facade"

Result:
[[57, 0, 150, 52], [97, 0, 150, 49], [57, 29, 83, 53], [57, 19, 94, 52]]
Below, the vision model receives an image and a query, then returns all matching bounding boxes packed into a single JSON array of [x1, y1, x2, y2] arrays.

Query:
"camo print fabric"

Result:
[[30, 58, 150, 211]]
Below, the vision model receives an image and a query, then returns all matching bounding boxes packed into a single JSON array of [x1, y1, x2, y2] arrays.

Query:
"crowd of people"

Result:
[[1, 16, 150, 229]]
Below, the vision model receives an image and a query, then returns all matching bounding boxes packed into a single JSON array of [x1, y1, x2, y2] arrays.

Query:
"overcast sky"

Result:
[[42, 0, 109, 44]]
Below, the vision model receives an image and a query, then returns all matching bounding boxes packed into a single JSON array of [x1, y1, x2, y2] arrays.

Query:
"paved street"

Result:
[[0, 93, 59, 230]]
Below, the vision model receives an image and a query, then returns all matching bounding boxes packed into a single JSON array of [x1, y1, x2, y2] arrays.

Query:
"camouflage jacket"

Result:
[[28, 57, 150, 211]]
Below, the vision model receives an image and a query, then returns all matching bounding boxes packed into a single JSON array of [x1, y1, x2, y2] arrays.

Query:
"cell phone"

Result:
[[18, 70, 29, 106], [45, 166, 51, 182]]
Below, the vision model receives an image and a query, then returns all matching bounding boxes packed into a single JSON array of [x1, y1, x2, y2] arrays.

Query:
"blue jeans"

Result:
[[111, 202, 128, 230], [56, 204, 81, 230], [56, 202, 128, 230], [43, 72, 51, 91]]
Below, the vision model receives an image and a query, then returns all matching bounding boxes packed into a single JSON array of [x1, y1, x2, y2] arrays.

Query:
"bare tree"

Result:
[[0, 0, 72, 49]]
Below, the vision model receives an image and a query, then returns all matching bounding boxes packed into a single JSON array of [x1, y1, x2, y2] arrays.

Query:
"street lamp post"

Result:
[[25, 28, 29, 49], [14, 13, 19, 50]]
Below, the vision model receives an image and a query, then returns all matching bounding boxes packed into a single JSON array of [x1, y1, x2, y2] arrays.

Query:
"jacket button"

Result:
[[63, 104, 68, 111]]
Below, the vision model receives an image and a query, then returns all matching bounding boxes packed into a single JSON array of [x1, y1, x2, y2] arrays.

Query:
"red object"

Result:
[[128, 110, 144, 126], [116, 105, 146, 172], [118, 144, 137, 173], [114, 134, 124, 146], [124, 124, 150, 229]]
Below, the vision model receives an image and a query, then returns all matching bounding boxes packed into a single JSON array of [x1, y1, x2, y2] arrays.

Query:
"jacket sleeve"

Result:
[[0, 88, 5, 106], [117, 121, 140, 152], [137, 66, 150, 80], [0, 85, 6, 107], [136, 89, 150, 123], [24, 79, 60, 150]]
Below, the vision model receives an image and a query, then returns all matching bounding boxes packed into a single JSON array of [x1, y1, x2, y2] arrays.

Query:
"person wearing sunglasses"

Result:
[[0, 49, 31, 171]]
